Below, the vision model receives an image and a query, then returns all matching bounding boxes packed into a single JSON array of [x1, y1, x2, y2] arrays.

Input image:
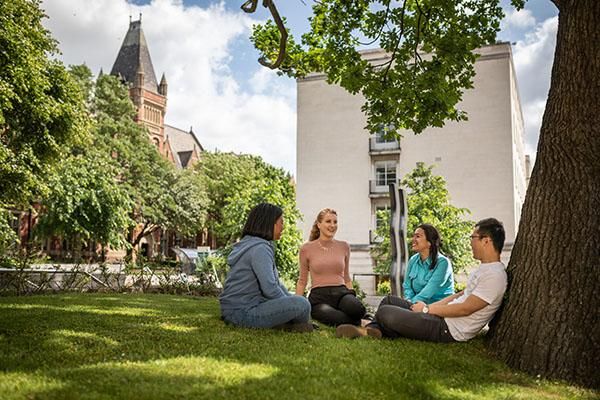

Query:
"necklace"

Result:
[[318, 240, 333, 251]]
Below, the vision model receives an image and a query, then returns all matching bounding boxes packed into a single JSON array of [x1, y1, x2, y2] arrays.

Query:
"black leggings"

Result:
[[308, 285, 366, 326], [372, 295, 456, 342]]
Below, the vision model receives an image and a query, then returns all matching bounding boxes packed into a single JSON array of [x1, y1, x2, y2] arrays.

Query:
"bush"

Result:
[[376, 280, 391, 295]]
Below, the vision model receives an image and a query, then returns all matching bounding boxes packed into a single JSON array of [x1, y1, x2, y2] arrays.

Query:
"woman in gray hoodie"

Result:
[[219, 203, 312, 332]]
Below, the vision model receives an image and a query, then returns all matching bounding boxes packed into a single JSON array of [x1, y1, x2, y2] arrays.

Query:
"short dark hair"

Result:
[[242, 203, 283, 241], [475, 218, 505, 253]]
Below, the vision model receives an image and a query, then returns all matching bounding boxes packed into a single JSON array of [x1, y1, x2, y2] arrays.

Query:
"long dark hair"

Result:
[[418, 223, 441, 270], [242, 203, 283, 241]]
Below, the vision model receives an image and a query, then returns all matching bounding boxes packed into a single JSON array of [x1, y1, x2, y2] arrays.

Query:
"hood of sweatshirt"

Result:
[[227, 235, 273, 265]]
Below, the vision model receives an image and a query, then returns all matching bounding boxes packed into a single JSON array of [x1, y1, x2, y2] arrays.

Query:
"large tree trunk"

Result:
[[488, 0, 600, 389]]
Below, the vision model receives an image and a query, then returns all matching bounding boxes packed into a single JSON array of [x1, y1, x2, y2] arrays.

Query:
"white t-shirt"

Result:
[[445, 261, 507, 341]]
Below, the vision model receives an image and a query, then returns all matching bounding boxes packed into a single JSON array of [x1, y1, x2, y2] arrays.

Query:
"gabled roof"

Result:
[[165, 124, 204, 169], [110, 19, 159, 93]]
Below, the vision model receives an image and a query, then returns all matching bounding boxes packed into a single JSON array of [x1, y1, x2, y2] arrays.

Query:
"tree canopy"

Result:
[[251, 0, 503, 136], [0, 0, 88, 208], [196, 151, 303, 283]]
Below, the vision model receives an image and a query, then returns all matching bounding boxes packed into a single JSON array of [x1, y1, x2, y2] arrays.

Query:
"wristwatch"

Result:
[[422, 305, 429, 314]]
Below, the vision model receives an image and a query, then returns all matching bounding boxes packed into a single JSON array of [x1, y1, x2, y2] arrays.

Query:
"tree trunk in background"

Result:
[[488, 0, 600, 389]]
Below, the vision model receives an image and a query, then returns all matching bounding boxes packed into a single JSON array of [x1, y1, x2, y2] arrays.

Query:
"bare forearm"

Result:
[[432, 291, 463, 306], [429, 302, 472, 318]]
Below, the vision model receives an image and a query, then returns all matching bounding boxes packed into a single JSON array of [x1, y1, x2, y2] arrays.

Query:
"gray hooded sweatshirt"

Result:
[[219, 235, 291, 315]]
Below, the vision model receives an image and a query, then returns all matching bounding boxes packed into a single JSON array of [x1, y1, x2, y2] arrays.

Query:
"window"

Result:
[[375, 129, 396, 144], [375, 161, 397, 186]]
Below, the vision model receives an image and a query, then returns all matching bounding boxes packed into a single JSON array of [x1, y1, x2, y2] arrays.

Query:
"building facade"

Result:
[[296, 43, 530, 293], [110, 17, 203, 169]]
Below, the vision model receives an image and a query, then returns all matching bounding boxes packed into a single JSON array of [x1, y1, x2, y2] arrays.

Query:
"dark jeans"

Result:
[[308, 285, 366, 326], [371, 295, 456, 343]]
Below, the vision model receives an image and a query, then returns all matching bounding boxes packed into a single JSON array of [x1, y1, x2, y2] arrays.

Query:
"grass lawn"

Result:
[[0, 294, 595, 400]]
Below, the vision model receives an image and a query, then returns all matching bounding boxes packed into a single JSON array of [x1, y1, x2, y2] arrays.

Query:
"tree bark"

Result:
[[488, 0, 600, 389]]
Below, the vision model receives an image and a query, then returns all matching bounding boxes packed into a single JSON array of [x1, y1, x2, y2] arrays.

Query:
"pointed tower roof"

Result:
[[110, 18, 159, 93]]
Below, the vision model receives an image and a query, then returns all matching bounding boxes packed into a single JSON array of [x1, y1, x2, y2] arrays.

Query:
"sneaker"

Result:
[[336, 324, 367, 338], [366, 326, 383, 339]]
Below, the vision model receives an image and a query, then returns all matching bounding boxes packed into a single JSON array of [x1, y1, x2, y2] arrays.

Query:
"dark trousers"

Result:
[[308, 285, 366, 326], [372, 295, 456, 343]]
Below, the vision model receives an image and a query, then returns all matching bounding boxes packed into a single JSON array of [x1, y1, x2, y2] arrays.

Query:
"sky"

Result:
[[40, 0, 559, 176]]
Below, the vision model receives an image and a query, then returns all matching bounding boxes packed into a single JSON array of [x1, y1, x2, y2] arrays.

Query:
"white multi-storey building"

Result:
[[296, 43, 530, 293]]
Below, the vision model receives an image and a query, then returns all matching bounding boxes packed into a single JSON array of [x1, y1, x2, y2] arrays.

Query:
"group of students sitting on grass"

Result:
[[219, 203, 507, 343]]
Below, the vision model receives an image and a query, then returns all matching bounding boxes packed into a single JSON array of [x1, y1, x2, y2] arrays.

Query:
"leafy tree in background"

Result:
[[36, 67, 208, 259], [92, 74, 208, 257], [371, 163, 473, 276], [0, 0, 87, 254], [252, 0, 599, 387], [35, 152, 133, 257], [0, 0, 87, 208], [197, 151, 302, 282]]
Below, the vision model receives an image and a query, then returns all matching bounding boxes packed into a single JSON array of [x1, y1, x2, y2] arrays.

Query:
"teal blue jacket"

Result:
[[403, 253, 454, 304]]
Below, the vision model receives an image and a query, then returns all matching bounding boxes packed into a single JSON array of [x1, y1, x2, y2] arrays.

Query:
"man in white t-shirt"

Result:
[[337, 218, 507, 342]]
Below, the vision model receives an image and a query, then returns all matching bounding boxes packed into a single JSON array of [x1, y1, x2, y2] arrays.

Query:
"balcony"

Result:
[[369, 180, 399, 197], [369, 137, 401, 155]]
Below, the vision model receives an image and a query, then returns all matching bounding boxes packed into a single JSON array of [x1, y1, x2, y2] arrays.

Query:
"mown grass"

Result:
[[0, 293, 595, 400]]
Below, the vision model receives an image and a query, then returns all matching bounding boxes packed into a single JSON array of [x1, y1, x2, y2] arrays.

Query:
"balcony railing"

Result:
[[369, 180, 399, 195], [369, 137, 401, 153]]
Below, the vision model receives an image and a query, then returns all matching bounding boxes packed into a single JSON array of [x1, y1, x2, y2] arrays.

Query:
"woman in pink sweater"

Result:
[[295, 208, 366, 326]]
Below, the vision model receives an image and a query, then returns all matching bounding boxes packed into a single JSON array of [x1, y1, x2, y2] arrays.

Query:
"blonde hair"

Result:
[[309, 208, 337, 241]]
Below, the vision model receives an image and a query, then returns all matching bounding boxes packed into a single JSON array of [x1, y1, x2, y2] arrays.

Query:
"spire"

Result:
[[159, 73, 168, 96], [110, 17, 159, 93], [98, 68, 104, 78]]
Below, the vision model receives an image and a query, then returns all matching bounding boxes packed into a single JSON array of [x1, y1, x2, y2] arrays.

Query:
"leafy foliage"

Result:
[[35, 153, 133, 251], [0, 209, 18, 258], [196, 152, 302, 281], [251, 0, 503, 136], [36, 67, 208, 256], [0, 0, 88, 208], [371, 162, 474, 275]]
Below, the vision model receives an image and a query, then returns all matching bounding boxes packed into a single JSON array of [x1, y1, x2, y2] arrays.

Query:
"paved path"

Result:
[[365, 295, 384, 312]]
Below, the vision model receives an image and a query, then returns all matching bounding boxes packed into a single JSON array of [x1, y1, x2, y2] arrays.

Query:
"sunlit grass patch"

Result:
[[0, 294, 595, 400], [0, 372, 65, 400], [158, 322, 198, 333]]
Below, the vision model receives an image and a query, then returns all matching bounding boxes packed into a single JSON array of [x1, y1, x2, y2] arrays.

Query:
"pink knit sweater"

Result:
[[295, 239, 352, 295]]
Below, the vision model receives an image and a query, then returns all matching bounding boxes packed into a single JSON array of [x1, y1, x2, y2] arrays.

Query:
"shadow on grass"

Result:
[[0, 294, 594, 400]]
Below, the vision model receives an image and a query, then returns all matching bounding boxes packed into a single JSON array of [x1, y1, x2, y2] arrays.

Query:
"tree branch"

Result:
[[358, 2, 391, 46]]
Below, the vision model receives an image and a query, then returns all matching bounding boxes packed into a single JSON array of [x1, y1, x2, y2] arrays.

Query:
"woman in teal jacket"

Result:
[[402, 224, 454, 303]]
